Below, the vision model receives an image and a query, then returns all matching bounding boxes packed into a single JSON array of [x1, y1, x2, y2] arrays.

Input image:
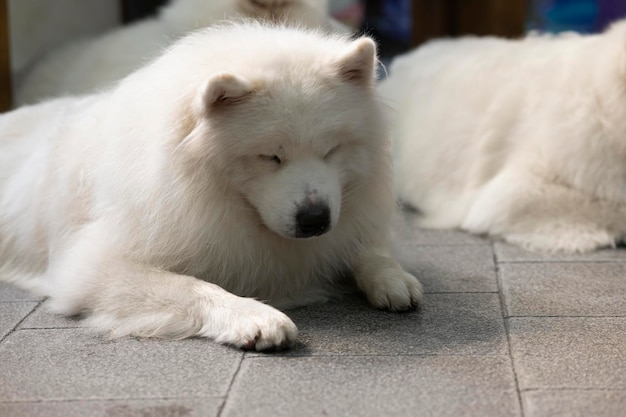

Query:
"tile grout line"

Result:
[[244, 353, 517, 359], [425, 291, 499, 295], [521, 387, 626, 393], [406, 243, 492, 247], [0, 395, 226, 404], [492, 241, 526, 417], [506, 315, 626, 319], [0, 301, 43, 343], [0, 301, 42, 344], [216, 352, 246, 417], [18, 327, 92, 331], [497, 259, 626, 264]]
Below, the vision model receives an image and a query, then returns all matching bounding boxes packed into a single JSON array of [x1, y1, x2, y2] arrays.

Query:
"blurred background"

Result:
[[2, 0, 626, 112]]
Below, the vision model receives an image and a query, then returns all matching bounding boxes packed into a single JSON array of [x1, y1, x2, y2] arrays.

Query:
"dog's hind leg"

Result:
[[44, 223, 298, 350], [462, 169, 626, 253]]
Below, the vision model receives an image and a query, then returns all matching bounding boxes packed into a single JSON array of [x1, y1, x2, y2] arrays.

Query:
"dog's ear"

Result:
[[198, 73, 255, 111], [335, 38, 377, 86]]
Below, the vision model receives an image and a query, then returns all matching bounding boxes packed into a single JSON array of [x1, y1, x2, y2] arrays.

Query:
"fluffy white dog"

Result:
[[16, 0, 345, 106], [381, 21, 626, 253], [0, 23, 422, 350]]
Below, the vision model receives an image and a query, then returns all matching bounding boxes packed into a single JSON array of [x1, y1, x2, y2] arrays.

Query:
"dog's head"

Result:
[[177, 33, 385, 239]]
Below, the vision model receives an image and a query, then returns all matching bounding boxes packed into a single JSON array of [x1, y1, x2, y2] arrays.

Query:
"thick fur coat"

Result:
[[1, 23, 422, 350], [381, 22, 626, 253]]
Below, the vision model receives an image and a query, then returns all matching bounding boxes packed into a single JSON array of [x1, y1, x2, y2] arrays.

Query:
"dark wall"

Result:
[[121, 0, 169, 23]]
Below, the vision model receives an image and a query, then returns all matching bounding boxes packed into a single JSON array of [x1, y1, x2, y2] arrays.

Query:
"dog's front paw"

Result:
[[355, 256, 423, 311], [363, 270, 423, 311], [200, 298, 298, 351]]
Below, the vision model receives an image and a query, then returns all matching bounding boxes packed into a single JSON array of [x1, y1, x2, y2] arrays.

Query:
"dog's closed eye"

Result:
[[259, 154, 282, 164], [324, 145, 341, 160]]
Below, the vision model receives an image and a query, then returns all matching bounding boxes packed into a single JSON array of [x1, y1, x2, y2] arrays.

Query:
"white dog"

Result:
[[16, 0, 345, 106], [0, 23, 422, 350], [381, 21, 626, 253]]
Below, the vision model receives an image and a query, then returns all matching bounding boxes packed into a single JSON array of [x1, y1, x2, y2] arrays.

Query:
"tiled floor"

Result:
[[0, 209, 625, 417]]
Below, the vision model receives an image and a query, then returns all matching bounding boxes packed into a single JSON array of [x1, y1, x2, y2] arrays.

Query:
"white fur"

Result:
[[380, 21, 626, 253], [1, 23, 422, 350], [16, 0, 346, 106]]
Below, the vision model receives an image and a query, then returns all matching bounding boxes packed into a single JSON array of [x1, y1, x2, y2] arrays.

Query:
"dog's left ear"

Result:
[[198, 73, 255, 112], [336, 38, 377, 86]]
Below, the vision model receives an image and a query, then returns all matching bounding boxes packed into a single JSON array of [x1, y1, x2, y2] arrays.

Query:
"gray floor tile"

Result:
[[522, 390, 626, 417], [0, 302, 37, 340], [275, 293, 507, 356], [0, 329, 242, 401], [500, 263, 626, 317], [18, 300, 86, 329], [0, 282, 43, 302], [508, 317, 626, 390], [495, 242, 626, 263], [1, 223, 624, 415], [391, 210, 490, 246], [0, 398, 223, 417], [222, 355, 521, 417], [394, 244, 497, 292]]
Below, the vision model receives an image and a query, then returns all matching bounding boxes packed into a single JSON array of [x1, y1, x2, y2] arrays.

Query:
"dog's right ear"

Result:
[[335, 38, 377, 87], [197, 73, 255, 112]]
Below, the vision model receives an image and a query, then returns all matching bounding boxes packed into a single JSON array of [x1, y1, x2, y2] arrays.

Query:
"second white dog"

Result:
[[381, 21, 626, 253], [16, 0, 344, 105]]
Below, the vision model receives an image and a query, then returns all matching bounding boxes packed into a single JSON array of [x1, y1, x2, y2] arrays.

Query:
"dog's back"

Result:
[[382, 25, 622, 227], [382, 20, 626, 252]]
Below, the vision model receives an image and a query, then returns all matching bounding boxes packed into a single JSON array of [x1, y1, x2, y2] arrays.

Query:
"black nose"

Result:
[[295, 204, 331, 238]]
